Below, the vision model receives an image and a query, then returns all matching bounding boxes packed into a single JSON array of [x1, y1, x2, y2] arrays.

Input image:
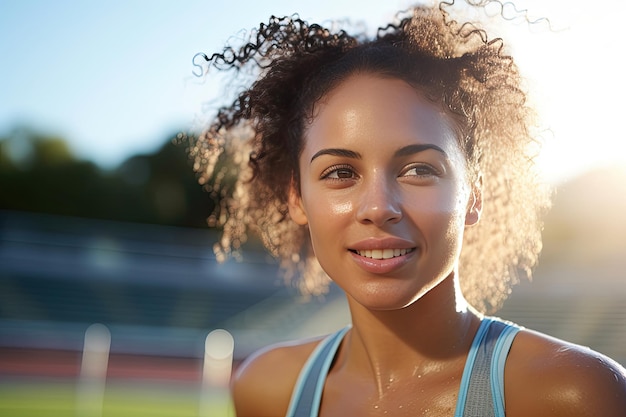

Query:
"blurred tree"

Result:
[[1, 127, 100, 216], [114, 138, 216, 227], [0, 126, 214, 228]]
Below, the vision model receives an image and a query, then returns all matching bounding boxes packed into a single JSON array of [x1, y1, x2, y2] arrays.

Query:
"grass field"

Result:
[[0, 380, 234, 417]]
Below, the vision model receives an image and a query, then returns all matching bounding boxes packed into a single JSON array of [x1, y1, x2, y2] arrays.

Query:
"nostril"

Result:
[[356, 206, 402, 226], [355, 182, 402, 225]]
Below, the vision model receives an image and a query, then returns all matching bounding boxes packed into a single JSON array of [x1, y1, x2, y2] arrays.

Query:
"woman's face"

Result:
[[289, 74, 480, 310]]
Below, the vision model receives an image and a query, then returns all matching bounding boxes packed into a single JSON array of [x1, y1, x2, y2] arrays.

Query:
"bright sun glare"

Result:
[[495, 0, 626, 184]]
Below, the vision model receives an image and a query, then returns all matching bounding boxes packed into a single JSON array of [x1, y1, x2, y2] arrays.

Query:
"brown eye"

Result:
[[321, 165, 357, 181], [334, 168, 354, 179], [401, 163, 438, 177]]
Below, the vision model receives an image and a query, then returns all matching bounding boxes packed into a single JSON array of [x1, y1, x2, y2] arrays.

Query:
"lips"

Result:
[[355, 248, 414, 259], [348, 237, 417, 274], [349, 247, 416, 275]]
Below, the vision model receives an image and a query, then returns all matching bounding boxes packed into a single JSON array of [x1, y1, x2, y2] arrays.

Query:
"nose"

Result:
[[355, 176, 402, 226]]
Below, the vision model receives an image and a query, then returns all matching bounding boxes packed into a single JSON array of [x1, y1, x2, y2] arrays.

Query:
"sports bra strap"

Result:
[[454, 318, 521, 417], [286, 318, 520, 417], [286, 326, 350, 417]]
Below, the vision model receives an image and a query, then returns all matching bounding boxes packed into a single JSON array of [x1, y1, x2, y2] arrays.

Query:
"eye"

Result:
[[321, 164, 357, 181], [400, 163, 440, 178]]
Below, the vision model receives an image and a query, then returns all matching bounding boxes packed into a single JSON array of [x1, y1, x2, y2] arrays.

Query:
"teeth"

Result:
[[356, 248, 412, 259]]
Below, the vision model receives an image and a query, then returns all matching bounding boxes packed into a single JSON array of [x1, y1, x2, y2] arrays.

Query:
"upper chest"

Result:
[[318, 363, 464, 417]]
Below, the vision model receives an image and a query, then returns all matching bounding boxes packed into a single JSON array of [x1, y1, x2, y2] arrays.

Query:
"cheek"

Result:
[[330, 200, 353, 216], [301, 192, 354, 255], [306, 197, 353, 238], [439, 191, 470, 249], [409, 182, 468, 217], [302, 183, 354, 219], [405, 184, 469, 243]]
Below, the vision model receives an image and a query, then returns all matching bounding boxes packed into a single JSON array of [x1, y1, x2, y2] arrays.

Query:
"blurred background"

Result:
[[1, 0, 625, 416]]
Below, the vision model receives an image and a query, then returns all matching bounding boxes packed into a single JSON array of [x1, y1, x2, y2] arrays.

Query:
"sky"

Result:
[[1, 0, 625, 184]]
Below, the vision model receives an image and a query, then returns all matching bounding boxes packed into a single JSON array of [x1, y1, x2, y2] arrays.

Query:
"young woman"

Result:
[[188, 2, 626, 416]]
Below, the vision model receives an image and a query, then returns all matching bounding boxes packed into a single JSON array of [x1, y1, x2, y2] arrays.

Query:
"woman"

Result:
[[188, 2, 626, 416]]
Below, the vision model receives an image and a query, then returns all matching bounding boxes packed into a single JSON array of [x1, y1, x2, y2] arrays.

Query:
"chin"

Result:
[[348, 283, 429, 311]]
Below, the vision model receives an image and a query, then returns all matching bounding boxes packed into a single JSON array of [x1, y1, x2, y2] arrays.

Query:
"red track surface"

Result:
[[0, 347, 234, 382]]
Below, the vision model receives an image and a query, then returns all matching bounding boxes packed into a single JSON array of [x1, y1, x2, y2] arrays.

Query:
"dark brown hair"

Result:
[[186, 2, 550, 313]]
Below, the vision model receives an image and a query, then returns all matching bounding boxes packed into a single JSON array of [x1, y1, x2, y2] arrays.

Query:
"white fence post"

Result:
[[200, 329, 234, 417], [76, 323, 111, 417]]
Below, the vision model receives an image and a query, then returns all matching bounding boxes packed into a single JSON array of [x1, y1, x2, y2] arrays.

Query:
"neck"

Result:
[[338, 276, 481, 392]]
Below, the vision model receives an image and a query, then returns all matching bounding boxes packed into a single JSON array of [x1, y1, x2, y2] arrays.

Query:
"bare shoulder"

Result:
[[505, 328, 626, 417], [230, 335, 324, 417]]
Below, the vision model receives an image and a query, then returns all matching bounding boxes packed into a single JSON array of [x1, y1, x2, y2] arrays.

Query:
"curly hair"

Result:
[[186, 1, 551, 313]]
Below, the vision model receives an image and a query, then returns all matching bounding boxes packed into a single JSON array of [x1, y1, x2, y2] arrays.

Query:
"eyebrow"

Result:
[[394, 144, 447, 158], [310, 143, 447, 163], [310, 148, 362, 163]]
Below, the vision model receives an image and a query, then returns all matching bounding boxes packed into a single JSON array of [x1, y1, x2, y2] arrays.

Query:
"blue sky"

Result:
[[0, 0, 409, 167], [1, 0, 624, 183]]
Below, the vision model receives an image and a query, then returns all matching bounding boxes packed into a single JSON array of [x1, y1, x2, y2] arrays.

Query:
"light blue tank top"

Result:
[[286, 317, 521, 417]]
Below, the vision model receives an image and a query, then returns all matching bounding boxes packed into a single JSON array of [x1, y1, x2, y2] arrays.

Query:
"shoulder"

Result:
[[504, 328, 626, 417], [230, 335, 324, 417]]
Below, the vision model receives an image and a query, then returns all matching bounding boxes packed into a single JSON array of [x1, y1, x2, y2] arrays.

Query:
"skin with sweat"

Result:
[[231, 73, 626, 417], [291, 74, 478, 311], [287, 73, 481, 415]]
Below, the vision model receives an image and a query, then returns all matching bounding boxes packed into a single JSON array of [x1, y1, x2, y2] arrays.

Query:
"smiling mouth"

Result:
[[351, 248, 415, 260]]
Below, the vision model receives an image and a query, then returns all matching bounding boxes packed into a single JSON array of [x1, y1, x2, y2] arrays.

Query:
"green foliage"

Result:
[[0, 127, 214, 228]]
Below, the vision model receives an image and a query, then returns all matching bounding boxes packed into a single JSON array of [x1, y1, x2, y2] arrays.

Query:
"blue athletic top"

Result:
[[286, 317, 521, 417]]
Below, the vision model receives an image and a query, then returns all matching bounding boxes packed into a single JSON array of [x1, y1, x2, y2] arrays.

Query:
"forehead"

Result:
[[303, 74, 461, 156]]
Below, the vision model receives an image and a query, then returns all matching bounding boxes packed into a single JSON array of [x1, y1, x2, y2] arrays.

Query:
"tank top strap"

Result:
[[454, 317, 522, 417], [286, 326, 350, 417], [286, 318, 520, 417]]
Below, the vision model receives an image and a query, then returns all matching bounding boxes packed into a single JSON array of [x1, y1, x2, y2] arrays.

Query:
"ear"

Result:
[[465, 176, 482, 227], [288, 183, 308, 226]]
